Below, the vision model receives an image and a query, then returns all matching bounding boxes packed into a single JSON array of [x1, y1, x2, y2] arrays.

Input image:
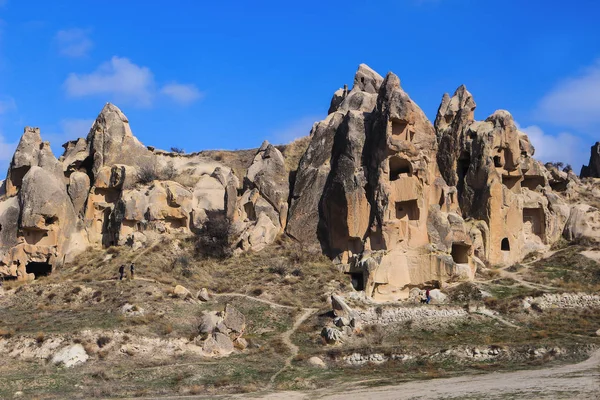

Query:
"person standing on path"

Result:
[[119, 265, 125, 281], [425, 289, 431, 304], [130, 263, 135, 280]]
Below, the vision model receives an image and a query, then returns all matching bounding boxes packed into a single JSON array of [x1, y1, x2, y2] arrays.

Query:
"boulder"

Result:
[[202, 332, 234, 356], [321, 327, 343, 344], [331, 295, 358, 320], [223, 304, 246, 334], [429, 289, 448, 304], [51, 344, 89, 368], [308, 356, 327, 368], [198, 311, 222, 335], [563, 204, 600, 242], [173, 285, 192, 299], [197, 288, 210, 302], [245, 141, 289, 214]]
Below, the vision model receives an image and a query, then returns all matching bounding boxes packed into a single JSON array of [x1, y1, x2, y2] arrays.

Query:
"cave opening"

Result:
[[349, 272, 365, 291], [395, 200, 420, 221], [502, 175, 521, 191], [451, 243, 470, 264], [501, 238, 510, 252], [26, 262, 52, 278], [389, 157, 412, 181], [522, 176, 545, 191]]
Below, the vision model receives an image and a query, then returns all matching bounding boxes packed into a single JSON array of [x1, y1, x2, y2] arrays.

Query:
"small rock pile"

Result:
[[196, 304, 247, 356], [320, 295, 361, 344]]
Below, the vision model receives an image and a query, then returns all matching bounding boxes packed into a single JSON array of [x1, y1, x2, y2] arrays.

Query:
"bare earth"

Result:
[[237, 350, 600, 400]]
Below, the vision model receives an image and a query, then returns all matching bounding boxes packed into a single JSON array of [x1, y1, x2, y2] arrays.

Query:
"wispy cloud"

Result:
[[535, 59, 600, 130], [65, 56, 156, 107], [161, 83, 203, 105], [519, 123, 587, 170], [64, 56, 202, 108], [270, 115, 321, 144], [55, 28, 93, 58]]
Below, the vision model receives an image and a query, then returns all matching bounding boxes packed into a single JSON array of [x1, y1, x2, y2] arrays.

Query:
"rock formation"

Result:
[[581, 142, 600, 178], [0, 64, 598, 302]]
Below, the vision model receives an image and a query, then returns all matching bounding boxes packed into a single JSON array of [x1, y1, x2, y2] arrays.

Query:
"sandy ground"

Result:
[[239, 350, 600, 400]]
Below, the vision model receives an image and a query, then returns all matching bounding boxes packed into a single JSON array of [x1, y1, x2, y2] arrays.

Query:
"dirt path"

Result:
[[237, 349, 600, 399], [478, 250, 561, 291], [268, 307, 317, 386]]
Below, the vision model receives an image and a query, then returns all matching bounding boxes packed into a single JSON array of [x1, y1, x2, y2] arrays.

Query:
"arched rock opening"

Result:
[[389, 157, 412, 181], [26, 261, 52, 278], [501, 238, 510, 251]]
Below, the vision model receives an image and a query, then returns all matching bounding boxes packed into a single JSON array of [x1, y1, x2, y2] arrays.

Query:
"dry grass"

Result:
[[59, 235, 345, 308], [524, 245, 600, 291], [276, 135, 311, 172]]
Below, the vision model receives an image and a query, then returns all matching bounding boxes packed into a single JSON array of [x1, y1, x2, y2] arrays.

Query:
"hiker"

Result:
[[119, 265, 125, 280], [425, 289, 431, 304], [130, 263, 135, 280]]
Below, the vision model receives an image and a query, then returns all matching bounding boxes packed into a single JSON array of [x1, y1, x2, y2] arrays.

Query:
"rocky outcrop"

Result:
[[287, 64, 382, 250], [434, 86, 567, 266], [0, 104, 241, 279], [233, 141, 289, 252], [581, 142, 600, 178], [0, 65, 594, 299], [196, 305, 246, 356]]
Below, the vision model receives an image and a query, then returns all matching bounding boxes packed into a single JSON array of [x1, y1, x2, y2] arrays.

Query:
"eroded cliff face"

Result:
[[0, 65, 598, 301]]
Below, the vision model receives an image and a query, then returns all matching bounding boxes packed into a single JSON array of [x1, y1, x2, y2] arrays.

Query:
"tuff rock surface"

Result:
[[1, 64, 599, 303]]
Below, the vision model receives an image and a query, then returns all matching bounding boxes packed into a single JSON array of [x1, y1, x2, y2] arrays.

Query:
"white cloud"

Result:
[[536, 59, 600, 130], [519, 124, 588, 171], [55, 28, 93, 58], [65, 56, 155, 107], [270, 115, 321, 144], [64, 57, 202, 108], [161, 83, 203, 105]]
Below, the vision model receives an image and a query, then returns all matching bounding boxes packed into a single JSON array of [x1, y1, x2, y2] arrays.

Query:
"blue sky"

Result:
[[0, 0, 599, 175]]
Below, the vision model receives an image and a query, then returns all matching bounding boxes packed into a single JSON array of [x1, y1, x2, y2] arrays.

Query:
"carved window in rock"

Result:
[[389, 157, 413, 181], [501, 238, 510, 251], [522, 176, 545, 191], [391, 119, 414, 142], [502, 175, 520, 192], [451, 243, 470, 264], [523, 208, 545, 237], [395, 200, 420, 221]]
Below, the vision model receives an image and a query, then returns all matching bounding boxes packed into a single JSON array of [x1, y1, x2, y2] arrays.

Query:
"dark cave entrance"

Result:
[[349, 272, 365, 291], [451, 243, 470, 264], [26, 262, 52, 278]]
